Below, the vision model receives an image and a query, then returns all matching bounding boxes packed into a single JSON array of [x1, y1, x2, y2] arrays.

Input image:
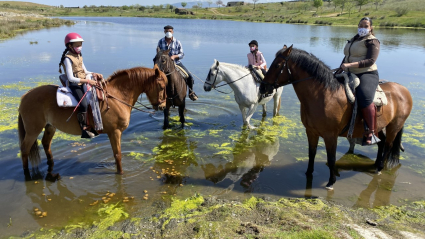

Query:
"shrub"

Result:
[[364, 12, 369, 16], [379, 16, 385, 20], [395, 7, 408, 17]]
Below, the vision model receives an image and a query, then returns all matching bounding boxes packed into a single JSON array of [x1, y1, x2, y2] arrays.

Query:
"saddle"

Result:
[[59, 74, 108, 102], [248, 65, 265, 83], [175, 64, 189, 80], [336, 72, 387, 106]]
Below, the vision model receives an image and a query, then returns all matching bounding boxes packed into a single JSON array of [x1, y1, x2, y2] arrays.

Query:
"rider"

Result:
[[339, 17, 380, 145], [58, 32, 98, 139], [157, 25, 198, 101], [247, 40, 267, 77]]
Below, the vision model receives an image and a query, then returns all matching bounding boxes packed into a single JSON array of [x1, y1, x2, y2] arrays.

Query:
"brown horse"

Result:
[[18, 65, 167, 180], [154, 49, 187, 129], [260, 45, 412, 190]]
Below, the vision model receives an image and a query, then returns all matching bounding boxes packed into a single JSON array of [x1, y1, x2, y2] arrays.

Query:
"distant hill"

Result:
[[0, 1, 52, 8], [172, 1, 219, 9]]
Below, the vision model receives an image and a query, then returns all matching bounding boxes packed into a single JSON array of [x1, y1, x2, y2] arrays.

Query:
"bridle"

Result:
[[262, 52, 313, 89], [205, 66, 251, 91]]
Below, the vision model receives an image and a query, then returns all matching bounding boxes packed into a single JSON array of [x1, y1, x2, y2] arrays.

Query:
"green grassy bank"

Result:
[[2, 0, 424, 30], [0, 2, 74, 39]]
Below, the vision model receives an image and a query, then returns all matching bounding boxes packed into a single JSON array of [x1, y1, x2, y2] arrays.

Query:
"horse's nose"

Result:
[[204, 85, 210, 92]]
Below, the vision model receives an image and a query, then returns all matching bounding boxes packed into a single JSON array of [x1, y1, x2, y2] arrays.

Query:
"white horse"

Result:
[[204, 60, 284, 129]]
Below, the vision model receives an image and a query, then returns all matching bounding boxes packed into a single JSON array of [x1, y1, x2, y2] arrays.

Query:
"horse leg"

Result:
[[239, 105, 248, 127], [18, 115, 43, 180], [42, 124, 56, 172], [375, 126, 401, 174], [245, 104, 258, 129], [163, 106, 170, 129], [305, 130, 319, 176], [108, 129, 123, 174], [347, 138, 355, 154], [273, 94, 281, 117], [323, 136, 338, 190], [42, 124, 60, 181], [375, 131, 386, 172], [262, 104, 267, 117], [179, 100, 186, 128]]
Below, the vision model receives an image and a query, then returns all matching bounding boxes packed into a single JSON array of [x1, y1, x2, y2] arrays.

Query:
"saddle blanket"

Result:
[[336, 72, 387, 106], [56, 86, 103, 131], [175, 64, 189, 80]]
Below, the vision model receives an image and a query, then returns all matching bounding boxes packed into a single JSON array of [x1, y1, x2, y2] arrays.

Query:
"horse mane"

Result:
[[106, 67, 161, 92], [276, 48, 341, 91], [219, 62, 250, 73]]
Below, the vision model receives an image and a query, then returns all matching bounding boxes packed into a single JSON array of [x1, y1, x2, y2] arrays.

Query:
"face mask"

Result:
[[250, 47, 257, 52], [165, 32, 173, 39], [358, 28, 369, 37], [73, 46, 82, 54]]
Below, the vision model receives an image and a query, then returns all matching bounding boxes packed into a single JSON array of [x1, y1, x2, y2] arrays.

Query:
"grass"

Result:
[[1, 0, 422, 29]]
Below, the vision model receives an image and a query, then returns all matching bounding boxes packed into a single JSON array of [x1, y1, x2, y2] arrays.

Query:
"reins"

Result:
[[203, 67, 251, 94]]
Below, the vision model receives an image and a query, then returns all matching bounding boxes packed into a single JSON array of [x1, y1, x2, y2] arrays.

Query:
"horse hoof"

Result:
[[116, 171, 124, 175], [325, 184, 334, 191], [375, 170, 382, 175]]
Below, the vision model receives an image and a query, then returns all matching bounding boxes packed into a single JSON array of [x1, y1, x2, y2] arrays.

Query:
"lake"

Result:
[[0, 17, 424, 237]]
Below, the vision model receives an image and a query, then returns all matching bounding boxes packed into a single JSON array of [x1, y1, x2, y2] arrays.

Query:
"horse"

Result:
[[154, 49, 187, 129], [18, 65, 167, 180], [260, 45, 412, 190], [204, 60, 284, 129]]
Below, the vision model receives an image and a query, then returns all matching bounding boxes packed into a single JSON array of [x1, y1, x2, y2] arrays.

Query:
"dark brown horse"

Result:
[[18, 66, 167, 180], [154, 49, 187, 129], [260, 45, 412, 190]]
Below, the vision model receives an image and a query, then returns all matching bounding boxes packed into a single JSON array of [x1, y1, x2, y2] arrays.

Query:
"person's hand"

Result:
[[340, 63, 350, 72], [254, 65, 260, 69], [87, 79, 97, 86], [335, 68, 343, 74]]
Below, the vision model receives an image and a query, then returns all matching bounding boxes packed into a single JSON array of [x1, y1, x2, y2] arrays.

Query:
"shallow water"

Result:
[[0, 17, 424, 237]]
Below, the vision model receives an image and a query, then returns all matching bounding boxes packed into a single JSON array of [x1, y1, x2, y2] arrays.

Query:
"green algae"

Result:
[[371, 200, 425, 226]]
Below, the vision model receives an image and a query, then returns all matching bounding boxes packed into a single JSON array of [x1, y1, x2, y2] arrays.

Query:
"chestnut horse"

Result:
[[154, 49, 187, 129], [260, 45, 412, 190], [18, 66, 167, 180]]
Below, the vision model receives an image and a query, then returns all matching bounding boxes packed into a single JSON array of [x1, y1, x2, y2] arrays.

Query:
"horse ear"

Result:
[[165, 49, 170, 55], [285, 44, 293, 56], [154, 64, 160, 76], [283, 44, 287, 49], [215, 60, 219, 67]]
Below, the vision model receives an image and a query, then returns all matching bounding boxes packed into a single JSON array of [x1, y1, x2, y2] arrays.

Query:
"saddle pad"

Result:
[[336, 72, 387, 106], [56, 86, 79, 107], [254, 68, 264, 80], [175, 64, 189, 79]]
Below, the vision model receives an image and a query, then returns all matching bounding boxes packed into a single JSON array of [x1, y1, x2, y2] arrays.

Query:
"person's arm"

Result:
[[64, 58, 81, 84], [259, 53, 267, 68], [82, 62, 92, 74], [172, 40, 184, 60], [358, 39, 380, 68]]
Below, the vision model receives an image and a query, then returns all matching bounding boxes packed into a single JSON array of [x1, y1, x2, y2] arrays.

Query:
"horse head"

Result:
[[204, 59, 223, 92], [154, 49, 174, 74], [147, 64, 167, 111], [260, 44, 292, 95]]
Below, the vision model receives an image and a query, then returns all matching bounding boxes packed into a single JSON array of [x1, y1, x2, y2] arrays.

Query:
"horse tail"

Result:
[[387, 127, 403, 166], [18, 113, 40, 167]]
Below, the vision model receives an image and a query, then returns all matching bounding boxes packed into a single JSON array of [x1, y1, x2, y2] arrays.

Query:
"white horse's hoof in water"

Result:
[[375, 170, 382, 175]]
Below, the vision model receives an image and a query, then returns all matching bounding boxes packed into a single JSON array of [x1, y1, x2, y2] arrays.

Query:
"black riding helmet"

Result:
[[248, 40, 258, 47]]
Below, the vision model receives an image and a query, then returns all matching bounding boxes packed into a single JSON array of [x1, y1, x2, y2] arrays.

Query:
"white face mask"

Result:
[[358, 28, 369, 37], [250, 47, 257, 52], [74, 46, 82, 54], [165, 32, 173, 39]]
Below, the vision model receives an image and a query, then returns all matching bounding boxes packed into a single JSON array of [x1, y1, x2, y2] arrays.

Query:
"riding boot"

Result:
[[187, 77, 198, 101], [77, 112, 96, 139], [361, 103, 381, 146]]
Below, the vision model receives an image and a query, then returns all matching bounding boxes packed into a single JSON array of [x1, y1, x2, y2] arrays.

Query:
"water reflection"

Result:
[[201, 131, 279, 193]]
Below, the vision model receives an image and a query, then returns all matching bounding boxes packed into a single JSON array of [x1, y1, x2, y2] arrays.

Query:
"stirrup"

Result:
[[362, 131, 380, 146], [189, 92, 198, 101]]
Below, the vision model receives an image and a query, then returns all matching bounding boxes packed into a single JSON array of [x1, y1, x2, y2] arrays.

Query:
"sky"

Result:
[[4, 0, 286, 7]]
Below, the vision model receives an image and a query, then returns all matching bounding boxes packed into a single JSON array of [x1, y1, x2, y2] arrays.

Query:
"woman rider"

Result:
[[339, 17, 380, 145], [58, 32, 98, 138]]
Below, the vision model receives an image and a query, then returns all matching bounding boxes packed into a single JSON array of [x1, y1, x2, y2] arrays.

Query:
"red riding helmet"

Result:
[[64, 33, 84, 46]]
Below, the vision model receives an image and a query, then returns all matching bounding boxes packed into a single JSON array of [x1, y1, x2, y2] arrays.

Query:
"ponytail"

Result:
[[58, 47, 68, 73]]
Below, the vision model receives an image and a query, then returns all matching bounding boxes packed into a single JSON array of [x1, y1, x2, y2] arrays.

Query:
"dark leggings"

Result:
[[355, 71, 379, 109], [176, 62, 194, 92], [69, 82, 88, 113]]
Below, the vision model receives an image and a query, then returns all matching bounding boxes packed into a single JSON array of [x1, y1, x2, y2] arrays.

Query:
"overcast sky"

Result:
[[5, 0, 285, 7]]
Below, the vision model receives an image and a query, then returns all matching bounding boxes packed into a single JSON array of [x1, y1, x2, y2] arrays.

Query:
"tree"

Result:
[[339, 0, 350, 14], [181, 2, 187, 8], [346, 0, 355, 17], [216, 0, 223, 8], [139, 6, 146, 12], [356, 0, 370, 12], [373, 0, 383, 10], [333, 0, 341, 12], [252, 0, 259, 9], [197, 2, 203, 9], [207, 0, 213, 8], [313, 0, 323, 12]]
